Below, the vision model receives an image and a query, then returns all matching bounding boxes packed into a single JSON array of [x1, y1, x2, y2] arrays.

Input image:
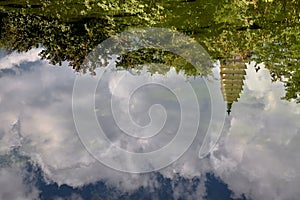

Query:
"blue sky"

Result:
[[0, 49, 299, 199]]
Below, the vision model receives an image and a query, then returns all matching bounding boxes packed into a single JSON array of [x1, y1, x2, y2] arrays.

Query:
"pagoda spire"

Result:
[[226, 103, 232, 115]]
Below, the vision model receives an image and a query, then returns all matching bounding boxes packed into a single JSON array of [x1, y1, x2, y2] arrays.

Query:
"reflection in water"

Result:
[[0, 49, 299, 200], [0, 0, 299, 103], [1, 0, 300, 198], [220, 61, 246, 115]]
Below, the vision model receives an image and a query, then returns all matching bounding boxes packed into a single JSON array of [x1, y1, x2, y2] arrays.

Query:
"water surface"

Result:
[[0, 1, 299, 199]]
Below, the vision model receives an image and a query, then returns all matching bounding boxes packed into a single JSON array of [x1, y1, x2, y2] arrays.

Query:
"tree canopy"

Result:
[[0, 0, 299, 102]]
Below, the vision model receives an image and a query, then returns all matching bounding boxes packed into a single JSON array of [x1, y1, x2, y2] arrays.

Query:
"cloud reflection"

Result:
[[0, 50, 299, 199]]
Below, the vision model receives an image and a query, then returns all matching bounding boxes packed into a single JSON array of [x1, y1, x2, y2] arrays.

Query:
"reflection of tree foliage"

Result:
[[80, 28, 213, 77], [0, 0, 163, 72], [258, 25, 300, 103], [1, 12, 109, 71], [0, 0, 299, 102], [0, 0, 163, 23], [90, 49, 211, 76], [117, 49, 202, 76], [206, 0, 300, 103]]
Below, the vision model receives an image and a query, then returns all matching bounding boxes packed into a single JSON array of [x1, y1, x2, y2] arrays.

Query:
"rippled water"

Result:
[[0, 1, 300, 200]]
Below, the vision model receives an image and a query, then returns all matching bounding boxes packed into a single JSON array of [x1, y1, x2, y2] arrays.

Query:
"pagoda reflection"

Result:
[[220, 61, 247, 115]]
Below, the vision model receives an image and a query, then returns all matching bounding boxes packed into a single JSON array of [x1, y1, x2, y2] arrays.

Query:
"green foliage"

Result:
[[206, 0, 300, 103], [0, 0, 163, 71], [99, 49, 210, 76], [0, 0, 299, 102]]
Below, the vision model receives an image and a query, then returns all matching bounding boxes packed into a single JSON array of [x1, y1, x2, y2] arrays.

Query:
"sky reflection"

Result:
[[0, 49, 299, 200]]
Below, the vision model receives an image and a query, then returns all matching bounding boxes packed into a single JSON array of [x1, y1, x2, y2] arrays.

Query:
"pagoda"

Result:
[[220, 62, 246, 115]]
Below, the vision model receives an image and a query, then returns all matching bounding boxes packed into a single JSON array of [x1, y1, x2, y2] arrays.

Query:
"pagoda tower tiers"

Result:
[[220, 62, 246, 115]]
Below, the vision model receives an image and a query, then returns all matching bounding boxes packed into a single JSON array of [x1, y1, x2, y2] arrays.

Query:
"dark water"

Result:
[[0, 1, 299, 200]]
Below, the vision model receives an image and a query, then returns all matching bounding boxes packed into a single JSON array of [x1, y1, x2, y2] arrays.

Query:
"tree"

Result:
[[204, 0, 300, 102], [0, 0, 299, 102]]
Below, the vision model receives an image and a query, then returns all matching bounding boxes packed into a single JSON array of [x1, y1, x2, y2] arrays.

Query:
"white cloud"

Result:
[[209, 64, 300, 200], [0, 49, 43, 70], [0, 51, 299, 200]]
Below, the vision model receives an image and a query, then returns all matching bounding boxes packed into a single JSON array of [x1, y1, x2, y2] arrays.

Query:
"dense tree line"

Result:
[[0, 0, 299, 102]]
